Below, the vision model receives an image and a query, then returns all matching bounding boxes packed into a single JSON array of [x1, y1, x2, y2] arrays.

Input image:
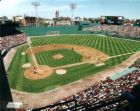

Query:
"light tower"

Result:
[[32, 1, 40, 26], [69, 3, 77, 21]]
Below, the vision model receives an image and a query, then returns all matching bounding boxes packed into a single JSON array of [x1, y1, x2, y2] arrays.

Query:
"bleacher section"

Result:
[[83, 25, 140, 39]]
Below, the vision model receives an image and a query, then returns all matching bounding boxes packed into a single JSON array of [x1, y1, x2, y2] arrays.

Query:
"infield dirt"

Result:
[[25, 44, 109, 80]]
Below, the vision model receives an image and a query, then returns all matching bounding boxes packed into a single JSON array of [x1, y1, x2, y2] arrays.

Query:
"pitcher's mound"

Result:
[[24, 65, 54, 80], [52, 54, 64, 60], [56, 69, 67, 75]]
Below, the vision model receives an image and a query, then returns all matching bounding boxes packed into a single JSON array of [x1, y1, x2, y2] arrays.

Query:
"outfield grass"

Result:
[[36, 49, 82, 67], [7, 35, 140, 93], [31, 35, 140, 56]]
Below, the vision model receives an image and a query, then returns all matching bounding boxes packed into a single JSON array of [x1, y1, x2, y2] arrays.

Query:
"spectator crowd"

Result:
[[37, 58, 140, 111], [83, 25, 140, 38], [0, 33, 27, 51]]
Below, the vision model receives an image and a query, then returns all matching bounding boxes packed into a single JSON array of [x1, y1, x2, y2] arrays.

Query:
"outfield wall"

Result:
[[19, 25, 91, 36]]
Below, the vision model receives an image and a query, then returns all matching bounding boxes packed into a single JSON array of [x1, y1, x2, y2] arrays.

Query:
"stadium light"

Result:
[[32, 1, 40, 27], [69, 3, 77, 22]]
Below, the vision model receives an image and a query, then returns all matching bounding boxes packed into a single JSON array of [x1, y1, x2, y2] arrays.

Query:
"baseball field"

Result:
[[7, 35, 140, 93]]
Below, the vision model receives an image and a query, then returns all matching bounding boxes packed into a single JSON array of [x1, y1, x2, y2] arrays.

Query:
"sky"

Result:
[[0, 0, 140, 19]]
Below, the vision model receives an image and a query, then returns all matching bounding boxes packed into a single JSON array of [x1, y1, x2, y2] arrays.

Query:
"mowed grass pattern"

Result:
[[7, 35, 140, 93], [32, 35, 140, 56], [36, 49, 82, 67]]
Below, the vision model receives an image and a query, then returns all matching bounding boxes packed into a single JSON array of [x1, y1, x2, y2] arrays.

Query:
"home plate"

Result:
[[56, 69, 67, 75]]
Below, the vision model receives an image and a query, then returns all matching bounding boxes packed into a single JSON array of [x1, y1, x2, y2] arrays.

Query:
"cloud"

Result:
[[0, 0, 28, 17]]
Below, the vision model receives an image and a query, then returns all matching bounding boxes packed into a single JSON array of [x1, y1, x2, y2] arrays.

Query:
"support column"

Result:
[[0, 51, 15, 111]]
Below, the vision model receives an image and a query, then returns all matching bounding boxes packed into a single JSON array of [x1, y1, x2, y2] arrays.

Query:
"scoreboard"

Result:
[[135, 19, 140, 27], [101, 16, 124, 25]]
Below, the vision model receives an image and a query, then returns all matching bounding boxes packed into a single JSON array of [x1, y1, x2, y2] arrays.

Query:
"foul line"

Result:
[[55, 51, 138, 69], [109, 51, 137, 58], [27, 38, 38, 67]]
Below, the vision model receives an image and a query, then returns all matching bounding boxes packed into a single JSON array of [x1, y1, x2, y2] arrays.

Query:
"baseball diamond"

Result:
[[8, 35, 140, 94], [1, 1, 140, 110]]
